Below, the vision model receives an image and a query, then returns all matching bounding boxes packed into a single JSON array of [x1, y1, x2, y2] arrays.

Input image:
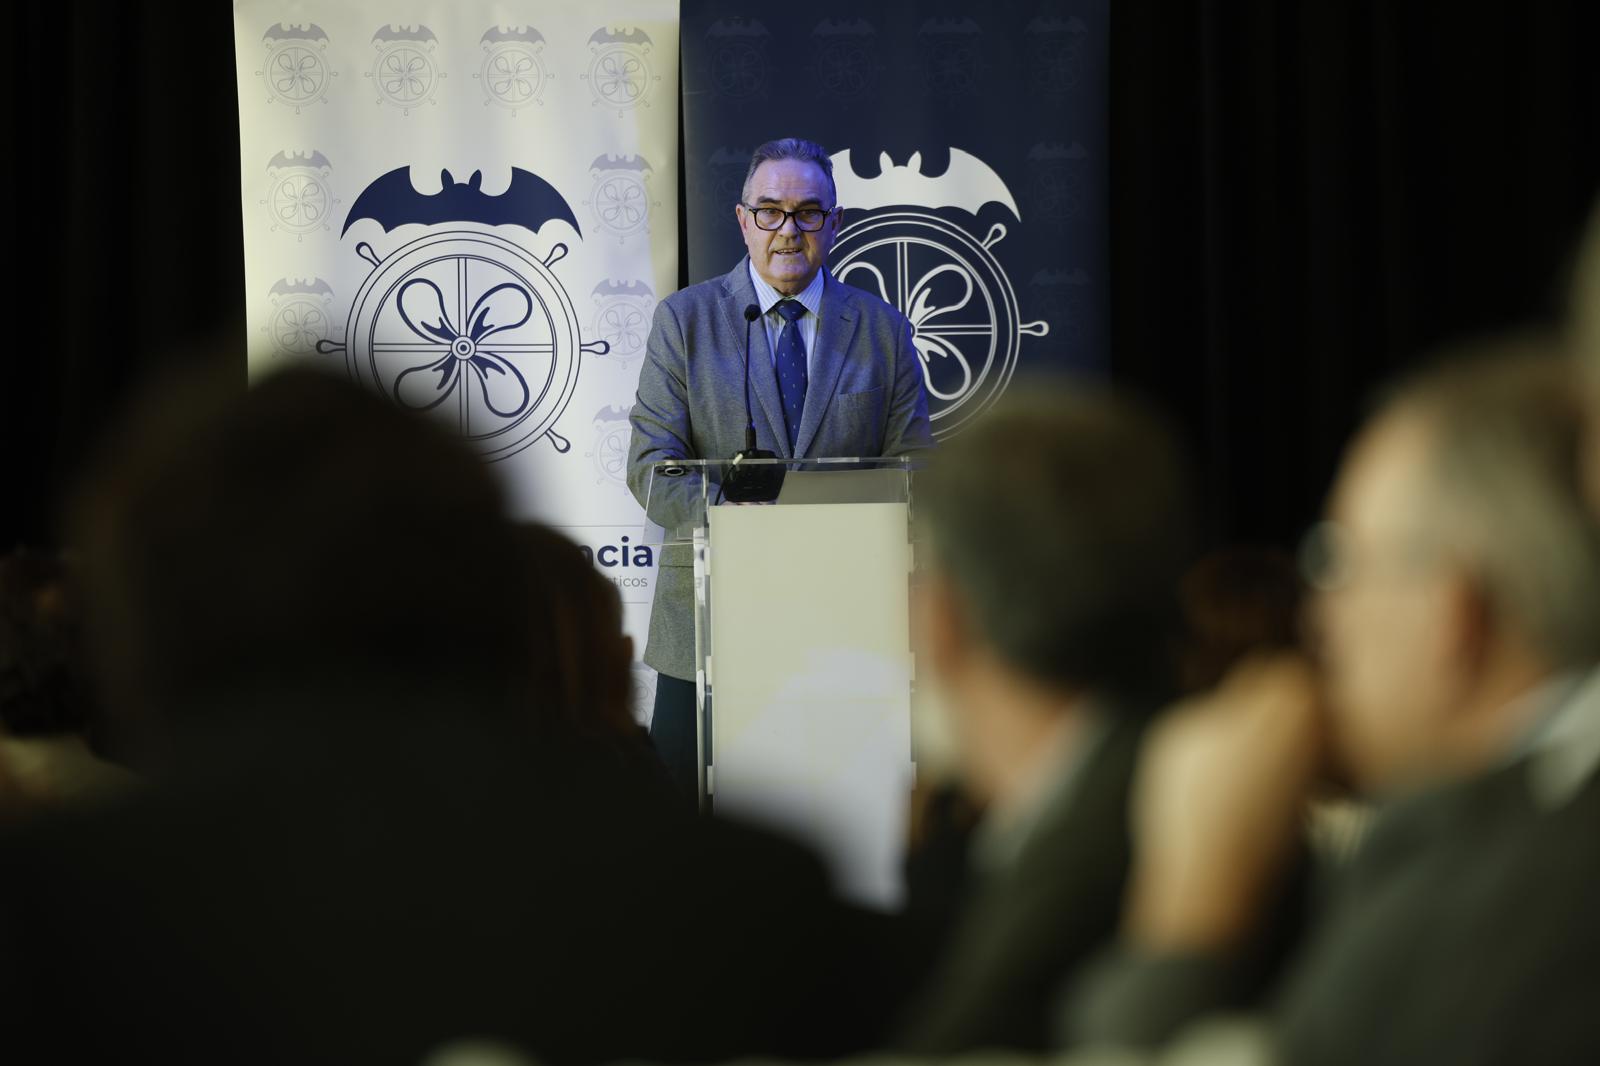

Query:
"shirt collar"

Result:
[[747, 258, 827, 319], [1524, 666, 1600, 810]]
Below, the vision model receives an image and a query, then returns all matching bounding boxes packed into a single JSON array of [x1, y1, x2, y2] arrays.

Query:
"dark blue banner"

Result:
[[682, 1, 1107, 438]]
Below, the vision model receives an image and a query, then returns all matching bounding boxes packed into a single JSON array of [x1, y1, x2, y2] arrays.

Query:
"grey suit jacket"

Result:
[[627, 258, 934, 681]]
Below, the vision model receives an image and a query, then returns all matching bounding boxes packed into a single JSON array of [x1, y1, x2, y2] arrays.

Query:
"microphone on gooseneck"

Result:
[[723, 301, 783, 502], [742, 303, 761, 452]]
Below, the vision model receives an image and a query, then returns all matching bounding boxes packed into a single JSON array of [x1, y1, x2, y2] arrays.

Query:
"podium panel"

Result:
[[707, 502, 914, 909], [643, 457, 919, 910]]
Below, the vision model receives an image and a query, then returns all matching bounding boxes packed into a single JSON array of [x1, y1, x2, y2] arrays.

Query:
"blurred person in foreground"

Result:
[[0, 549, 137, 815], [0, 366, 897, 1066], [1066, 338, 1600, 1066], [516, 522, 673, 793], [891, 383, 1194, 1054]]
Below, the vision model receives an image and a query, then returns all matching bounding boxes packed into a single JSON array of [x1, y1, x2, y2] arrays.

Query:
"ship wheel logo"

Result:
[[262, 150, 338, 240], [258, 23, 336, 112], [476, 25, 552, 113], [366, 24, 446, 114], [704, 18, 770, 101], [265, 277, 335, 358], [318, 167, 608, 461], [585, 155, 658, 243], [829, 149, 1049, 439], [590, 279, 655, 369], [586, 404, 634, 486], [583, 27, 659, 115]]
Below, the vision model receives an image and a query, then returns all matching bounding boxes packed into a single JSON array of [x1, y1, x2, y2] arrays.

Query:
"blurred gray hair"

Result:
[[1386, 336, 1600, 668], [741, 138, 837, 205], [915, 381, 1192, 702]]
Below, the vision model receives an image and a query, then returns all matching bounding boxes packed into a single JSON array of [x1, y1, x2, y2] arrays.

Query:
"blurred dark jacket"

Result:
[[0, 682, 901, 1066], [1069, 673, 1600, 1066], [892, 716, 1142, 1053]]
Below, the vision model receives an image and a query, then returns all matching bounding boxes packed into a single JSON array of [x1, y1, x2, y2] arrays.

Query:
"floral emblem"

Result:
[[392, 278, 533, 418], [839, 259, 979, 402]]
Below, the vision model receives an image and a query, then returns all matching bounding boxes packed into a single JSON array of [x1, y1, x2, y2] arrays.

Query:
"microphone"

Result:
[[723, 301, 784, 502], [742, 303, 760, 451]]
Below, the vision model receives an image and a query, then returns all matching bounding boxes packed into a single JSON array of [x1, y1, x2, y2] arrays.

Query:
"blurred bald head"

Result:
[[1316, 338, 1600, 791]]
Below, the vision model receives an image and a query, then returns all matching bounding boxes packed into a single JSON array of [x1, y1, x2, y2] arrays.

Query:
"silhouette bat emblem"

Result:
[[341, 167, 581, 237]]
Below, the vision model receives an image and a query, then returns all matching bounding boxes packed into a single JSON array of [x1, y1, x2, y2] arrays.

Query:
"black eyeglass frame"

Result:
[[739, 202, 840, 232]]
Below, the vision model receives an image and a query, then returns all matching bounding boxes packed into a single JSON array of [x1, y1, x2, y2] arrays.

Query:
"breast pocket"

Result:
[[832, 385, 886, 428]]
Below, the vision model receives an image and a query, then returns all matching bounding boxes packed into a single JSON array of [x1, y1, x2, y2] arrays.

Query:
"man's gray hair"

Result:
[[741, 138, 837, 205], [1387, 336, 1600, 668], [915, 381, 1193, 702]]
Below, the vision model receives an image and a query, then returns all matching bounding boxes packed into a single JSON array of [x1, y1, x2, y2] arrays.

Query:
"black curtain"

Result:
[[9, 2, 244, 547], [1110, 0, 1600, 546], [7, 1, 1599, 550]]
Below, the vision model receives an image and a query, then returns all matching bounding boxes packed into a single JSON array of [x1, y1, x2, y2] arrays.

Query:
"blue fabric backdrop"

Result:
[[682, 1, 1107, 438]]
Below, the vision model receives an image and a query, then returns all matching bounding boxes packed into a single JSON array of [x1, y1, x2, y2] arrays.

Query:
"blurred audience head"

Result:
[[515, 523, 638, 745], [0, 549, 89, 739], [1178, 547, 1304, 694], [914, 381, 1192, 800], [1310, 336, 1600, 793], [69, 365, 549, 760]]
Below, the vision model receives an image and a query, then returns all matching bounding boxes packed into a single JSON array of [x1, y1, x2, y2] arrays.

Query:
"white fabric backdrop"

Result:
[[234, 1, 680, 719]]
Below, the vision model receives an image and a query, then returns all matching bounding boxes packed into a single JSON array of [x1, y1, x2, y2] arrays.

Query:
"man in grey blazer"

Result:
[[627, 137, 933, 797]]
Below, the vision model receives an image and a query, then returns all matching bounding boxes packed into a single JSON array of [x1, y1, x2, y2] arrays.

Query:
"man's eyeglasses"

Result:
[[741, 203, 837, 232]]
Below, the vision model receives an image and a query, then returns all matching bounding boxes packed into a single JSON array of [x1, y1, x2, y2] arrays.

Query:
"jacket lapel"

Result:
[[794, 274, 858, 459], [720, 261, 790, 457]]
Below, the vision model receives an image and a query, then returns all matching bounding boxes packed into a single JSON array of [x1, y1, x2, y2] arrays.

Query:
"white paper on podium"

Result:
[[708, 501, 915, 910]]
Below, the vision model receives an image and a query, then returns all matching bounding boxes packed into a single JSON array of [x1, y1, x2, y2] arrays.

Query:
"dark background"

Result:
[[679, 1, 1108, 443], [9, 1, 1600, 550]]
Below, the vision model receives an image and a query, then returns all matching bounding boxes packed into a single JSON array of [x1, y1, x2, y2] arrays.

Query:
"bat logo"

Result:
[[832, 149, 1020, 218], [341, 167, 579, 237], [592, 279, 654, 298], [270, 277, 335, 297], [588, 27, 652, 47], [1028, 142, 1089, 161], [268, 150, 332, 172], [707, 18, 771, 38], [590, 154, 653, 175], [372, 24, 438, 45], [481, 26, 544, 45], [1026, 16, 1088, 34], [594, 404, 632, 423], [263, 23, 328, 42], [918, 18, 981, 35], [814, 19, 875, 36]]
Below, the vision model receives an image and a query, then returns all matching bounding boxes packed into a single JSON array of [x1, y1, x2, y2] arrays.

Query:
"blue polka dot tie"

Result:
[[774, 299, 809, 455]]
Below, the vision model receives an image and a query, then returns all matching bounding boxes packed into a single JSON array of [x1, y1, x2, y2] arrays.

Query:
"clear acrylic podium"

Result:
[[644, 457, 917, 909]]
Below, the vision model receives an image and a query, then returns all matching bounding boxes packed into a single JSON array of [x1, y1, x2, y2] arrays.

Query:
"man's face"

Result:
[[737, 158, 840, 296], [1312, 414, 1469, 794]]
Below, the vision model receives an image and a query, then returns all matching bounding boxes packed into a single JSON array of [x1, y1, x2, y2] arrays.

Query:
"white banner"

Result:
[[234, 1, 680, 718]]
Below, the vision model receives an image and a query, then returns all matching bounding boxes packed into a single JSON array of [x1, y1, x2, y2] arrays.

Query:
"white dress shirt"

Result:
[[747, 259, 826, 376]]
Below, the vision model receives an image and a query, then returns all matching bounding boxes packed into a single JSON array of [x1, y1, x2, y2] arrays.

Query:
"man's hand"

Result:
[[1123, 653, 1327, 954]]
